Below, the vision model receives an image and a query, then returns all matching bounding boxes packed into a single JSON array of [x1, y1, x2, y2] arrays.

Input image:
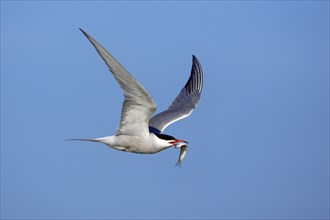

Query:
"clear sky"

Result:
[[1, 1, 329, 219]]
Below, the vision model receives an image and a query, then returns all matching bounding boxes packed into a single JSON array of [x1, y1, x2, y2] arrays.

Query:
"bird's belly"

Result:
[[109, 136, 157, 154], [111, 145, 157, 154]]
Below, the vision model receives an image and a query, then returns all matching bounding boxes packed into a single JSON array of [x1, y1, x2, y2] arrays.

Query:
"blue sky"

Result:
[[1, 1, 329, 219]]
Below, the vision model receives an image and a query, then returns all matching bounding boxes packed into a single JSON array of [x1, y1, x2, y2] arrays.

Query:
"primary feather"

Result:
[[80, 29, 156, 137], [149, 55, 203, 133]]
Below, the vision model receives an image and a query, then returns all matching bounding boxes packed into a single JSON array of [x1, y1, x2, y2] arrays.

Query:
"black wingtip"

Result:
[[184, 54, 202, 94], [192, 55, 201, 64], [79, 28, 88, 36], [192, 55, 197, 62]]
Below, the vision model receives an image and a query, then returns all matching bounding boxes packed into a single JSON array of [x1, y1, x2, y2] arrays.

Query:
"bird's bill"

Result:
[[169, 139, 188, 147]]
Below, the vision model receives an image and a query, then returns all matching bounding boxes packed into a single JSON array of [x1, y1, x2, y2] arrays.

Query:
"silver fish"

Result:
[[176, 145, 188, 167]]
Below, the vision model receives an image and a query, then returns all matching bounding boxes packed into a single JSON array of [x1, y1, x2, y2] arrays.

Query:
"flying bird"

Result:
[[69, 29, 203, 166]]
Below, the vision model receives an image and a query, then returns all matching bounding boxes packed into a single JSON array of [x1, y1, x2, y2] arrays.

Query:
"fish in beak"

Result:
[[176, 145, 188, 167]]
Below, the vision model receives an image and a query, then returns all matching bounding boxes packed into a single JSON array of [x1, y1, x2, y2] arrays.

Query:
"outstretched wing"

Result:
[[149, 55, 203, 133], [80, 29, 156, 136]]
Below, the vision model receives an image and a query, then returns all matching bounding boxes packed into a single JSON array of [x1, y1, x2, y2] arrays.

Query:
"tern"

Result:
[[69, 29, 203, 166]]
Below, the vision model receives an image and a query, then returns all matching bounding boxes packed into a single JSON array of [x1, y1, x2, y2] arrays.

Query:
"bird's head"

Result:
[[154, 133, 188, 147]]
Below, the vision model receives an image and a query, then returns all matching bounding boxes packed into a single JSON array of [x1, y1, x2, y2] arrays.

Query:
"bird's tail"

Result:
[[65, 138, 101, 142]]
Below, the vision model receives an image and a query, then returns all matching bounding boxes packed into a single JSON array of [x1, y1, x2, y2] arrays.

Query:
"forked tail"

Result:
[[65, 138, 100, 142]]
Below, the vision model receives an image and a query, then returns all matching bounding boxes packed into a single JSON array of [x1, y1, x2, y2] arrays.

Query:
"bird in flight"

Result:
[[69, 29, 203, 166]]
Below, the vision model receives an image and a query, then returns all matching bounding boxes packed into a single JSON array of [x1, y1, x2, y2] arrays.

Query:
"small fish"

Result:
[[176, 145, 188, 167]]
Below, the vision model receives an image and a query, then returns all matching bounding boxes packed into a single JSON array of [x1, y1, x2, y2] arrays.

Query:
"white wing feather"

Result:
[[80, 29, 156, 137], [149, 55, 203, 133]]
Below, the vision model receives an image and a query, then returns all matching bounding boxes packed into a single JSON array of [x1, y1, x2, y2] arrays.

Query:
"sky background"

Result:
[[1, 1, 329, 219]]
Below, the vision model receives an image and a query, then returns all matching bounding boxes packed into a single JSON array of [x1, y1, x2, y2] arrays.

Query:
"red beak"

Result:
[[169, 140, 188, 146]]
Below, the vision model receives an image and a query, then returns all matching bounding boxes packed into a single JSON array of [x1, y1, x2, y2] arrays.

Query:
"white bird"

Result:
[[69, 29, 203, 166]]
